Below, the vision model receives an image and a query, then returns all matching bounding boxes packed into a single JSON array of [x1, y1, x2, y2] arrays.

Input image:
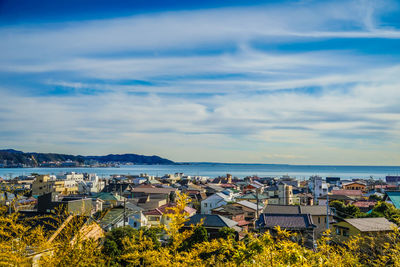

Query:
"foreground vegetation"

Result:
[[1, 193, 400, 266]]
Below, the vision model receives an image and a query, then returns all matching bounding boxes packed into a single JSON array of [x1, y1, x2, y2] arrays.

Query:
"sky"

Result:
[[0, 0, 400, 165]]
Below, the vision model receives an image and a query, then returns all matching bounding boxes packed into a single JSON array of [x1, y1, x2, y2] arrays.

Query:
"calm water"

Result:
[[1, 164, 400, 180]]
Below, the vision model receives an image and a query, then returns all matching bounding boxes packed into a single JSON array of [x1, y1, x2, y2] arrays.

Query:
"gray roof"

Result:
[[300, 206, 333, 216], [236, 200, 263, 211], [257, 214, 315, 230], [344, 217, 396, 232], [263, 205, 300, 214], [184, 214, 238, 228], [264, 205, 333, 216]]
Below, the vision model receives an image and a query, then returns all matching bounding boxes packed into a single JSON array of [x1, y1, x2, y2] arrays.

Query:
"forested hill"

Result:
[[0, 149, 175, 165]]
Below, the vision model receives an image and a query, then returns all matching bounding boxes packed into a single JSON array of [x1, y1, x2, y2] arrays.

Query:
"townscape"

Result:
[[2, 171, 400, 265]]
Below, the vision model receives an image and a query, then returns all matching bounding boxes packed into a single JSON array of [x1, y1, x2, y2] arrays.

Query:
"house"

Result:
[[32, 175, 78, 196], [236, 192, 269, 205], [333, 217, 396, 242], [232, 200, 264, 222], [256, 213, 316, 248], [263, 205, 334, 238], [383, 191, 400, 209], [102, 182, 134, 197], [264, 183, 294, 205], [91, 192, 125, 209], [352, 201, 377, 213], [143, 202, 196, 228], [98, 203, 146, 231], [342, 182, 366, 192], [130, 185, 177, 200], [318, 194, 355, 206], [201, 191, 233, 214], [37, 193, 92, 216], [183, 214, 241, 240], [129, 195, 167, 211], [330, 189, 363, 199], [309, 176, 328, 201], [211, 204, 251, 230]]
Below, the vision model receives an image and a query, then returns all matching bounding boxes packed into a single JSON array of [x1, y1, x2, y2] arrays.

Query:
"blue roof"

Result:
[[386, 191, 400, 209]]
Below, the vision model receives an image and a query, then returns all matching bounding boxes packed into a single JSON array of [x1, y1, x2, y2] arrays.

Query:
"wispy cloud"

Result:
[[0, 0, 399, 164]]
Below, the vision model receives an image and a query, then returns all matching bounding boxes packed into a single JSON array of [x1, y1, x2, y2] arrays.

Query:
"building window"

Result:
[[204, 203, 207, 207], [336, 228, 341, 235], [343, 230, 349, 237], [133, 222, 137, 227], [318, 217, 321, 224]]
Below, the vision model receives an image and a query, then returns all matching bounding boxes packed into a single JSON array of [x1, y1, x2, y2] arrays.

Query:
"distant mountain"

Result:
[[86, 154, 174, 165], [0, 149, 175, 166]]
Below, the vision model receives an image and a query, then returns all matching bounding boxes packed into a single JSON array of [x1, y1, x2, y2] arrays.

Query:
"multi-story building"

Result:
[[309, 176, 328, 202]]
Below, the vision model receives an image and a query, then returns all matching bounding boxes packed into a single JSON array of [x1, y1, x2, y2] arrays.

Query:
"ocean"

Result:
[[1, 163, 400, 180]]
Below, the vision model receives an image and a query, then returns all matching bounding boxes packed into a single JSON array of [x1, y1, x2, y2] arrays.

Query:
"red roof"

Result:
[[375, 185, 397, 189], [144, 203, 196, 216], [331, 189, 363, 196], [236, 220, 252, 226], [352, 201, 376, 208]]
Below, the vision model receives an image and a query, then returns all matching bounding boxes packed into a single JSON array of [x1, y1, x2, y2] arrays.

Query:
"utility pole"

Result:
[[123, 196, 126, 227], [326, 193, 329, 230]]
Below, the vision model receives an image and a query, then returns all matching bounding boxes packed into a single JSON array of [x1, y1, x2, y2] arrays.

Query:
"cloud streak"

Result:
[[0, 0, 399, 164]]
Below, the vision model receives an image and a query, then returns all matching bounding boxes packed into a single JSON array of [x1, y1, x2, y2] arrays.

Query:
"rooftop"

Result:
[[184, 214, 238, 228], [344, 217, 396, 232], [257, 213, 315, 230]]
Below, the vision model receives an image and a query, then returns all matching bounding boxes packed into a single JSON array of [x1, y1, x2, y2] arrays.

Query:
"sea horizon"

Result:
[[1, 163, 400, 180]]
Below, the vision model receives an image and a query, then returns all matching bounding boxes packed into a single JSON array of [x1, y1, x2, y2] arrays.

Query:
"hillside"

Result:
[[0, 149, 175, 166]]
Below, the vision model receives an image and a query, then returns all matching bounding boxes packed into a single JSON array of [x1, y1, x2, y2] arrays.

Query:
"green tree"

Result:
[[179, 225, 208, 251]]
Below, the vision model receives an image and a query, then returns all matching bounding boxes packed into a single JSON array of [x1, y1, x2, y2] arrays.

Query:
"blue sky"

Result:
[[0, 0, 400, 165]]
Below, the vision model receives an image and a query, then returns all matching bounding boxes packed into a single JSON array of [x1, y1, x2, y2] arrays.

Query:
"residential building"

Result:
[[211, 204, 251, 230], [201, 191, 233, 214], [32, 175, 78, 196], [37, 193, 92, 216], [309, 176, 328, 202], [342, 182, 366, 192], [333, 217, 396, 242], [232, 200, 264, 222], [256, 213, 316, 248], [263, 204, 334, 238], [183, 214, 241, 240], [143, 202, 196, 228]]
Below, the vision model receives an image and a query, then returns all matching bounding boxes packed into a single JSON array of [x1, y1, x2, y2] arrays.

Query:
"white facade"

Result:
[[128, 212, 148, 229], [309, 176, 328, 202], [201, 192, 232, 214]]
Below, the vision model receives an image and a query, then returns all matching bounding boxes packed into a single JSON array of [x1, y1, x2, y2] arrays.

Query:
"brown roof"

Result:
[[344, 217, 396, 232], [352, 201, 376, 208], [331, 189, 363, 196], [131, 187, 177, 194]]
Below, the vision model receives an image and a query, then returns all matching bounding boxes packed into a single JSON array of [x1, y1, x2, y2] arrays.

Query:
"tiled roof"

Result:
[[236, 200, 263, 211], [263, 205, 299, 214], [257, 214, 315, 230], [352, 201, 376, 208], [143, 203, 196, 216], [212, 204, 244, 215], [131, 187, 177, 194], [263, 205, 333, 216], [300, 206, 332, 216], [184, 214, 238, 228], [344, 217, 396, 232], [331, 190, 363, 196]]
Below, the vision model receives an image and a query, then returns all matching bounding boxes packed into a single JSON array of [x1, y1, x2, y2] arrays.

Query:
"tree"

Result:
[[218, 227, 237, 240], [330, 200, 362, 219], [179, 225, 208, 251]]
